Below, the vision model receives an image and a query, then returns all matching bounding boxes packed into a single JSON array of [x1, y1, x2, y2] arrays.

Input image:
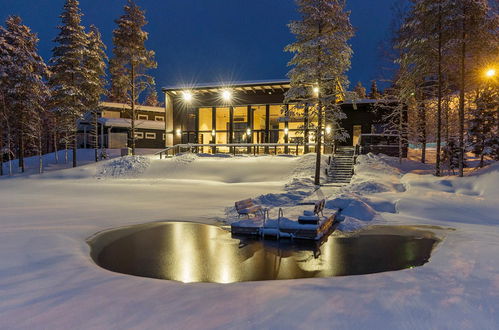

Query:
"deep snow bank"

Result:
[[97, 156, 151, 178]]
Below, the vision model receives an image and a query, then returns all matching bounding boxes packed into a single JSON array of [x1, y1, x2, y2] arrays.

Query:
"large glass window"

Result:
[[252, 105, 266, 144], [233, 107, 248, 143], [215, 108, 229, 149], [269, 105, 284, 143], [198, 108, 213, 152]]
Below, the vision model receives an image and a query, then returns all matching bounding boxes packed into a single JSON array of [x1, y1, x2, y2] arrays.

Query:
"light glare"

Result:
[[182, 91, 193, 102], [485, 68, 496, 78], [222, 90, 232, 102]]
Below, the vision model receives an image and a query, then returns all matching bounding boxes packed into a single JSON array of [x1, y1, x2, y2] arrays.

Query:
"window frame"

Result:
[[145, 132, 156, 140]]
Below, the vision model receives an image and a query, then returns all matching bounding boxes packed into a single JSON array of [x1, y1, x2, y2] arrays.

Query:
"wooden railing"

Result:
[[154, 143, 317, 159]]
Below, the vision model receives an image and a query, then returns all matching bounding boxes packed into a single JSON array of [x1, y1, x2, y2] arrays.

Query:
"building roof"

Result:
[[100, 102, 165, 113], [162, 80, 291, 95], [98, 118, 166, 130]]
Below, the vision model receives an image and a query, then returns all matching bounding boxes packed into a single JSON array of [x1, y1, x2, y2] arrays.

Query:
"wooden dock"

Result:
[[231, 210, 338, 241]]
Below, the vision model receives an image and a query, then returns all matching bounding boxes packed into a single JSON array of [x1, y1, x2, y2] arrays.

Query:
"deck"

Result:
[[231, 205, 339, 240]]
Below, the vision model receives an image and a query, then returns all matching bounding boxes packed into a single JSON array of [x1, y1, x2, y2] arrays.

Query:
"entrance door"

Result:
[[353, 125, 362, 146]]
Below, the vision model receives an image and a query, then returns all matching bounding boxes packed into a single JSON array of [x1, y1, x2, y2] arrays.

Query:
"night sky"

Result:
[[0, 0, 399, 91]]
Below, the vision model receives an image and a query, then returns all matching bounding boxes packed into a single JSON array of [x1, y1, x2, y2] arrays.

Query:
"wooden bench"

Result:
[[235, 198, 265, 219]]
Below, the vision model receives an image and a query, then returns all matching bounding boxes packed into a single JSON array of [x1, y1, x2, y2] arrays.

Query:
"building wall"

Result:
[[168, 89, 390, 148]]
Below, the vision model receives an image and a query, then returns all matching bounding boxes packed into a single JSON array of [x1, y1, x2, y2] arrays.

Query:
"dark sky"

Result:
[[0, 0, 399, 91]]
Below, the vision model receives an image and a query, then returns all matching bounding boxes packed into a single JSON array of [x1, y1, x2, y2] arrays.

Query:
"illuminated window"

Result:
[[137, 114, 148, 120], [135, 132, 144, 139], [145, 132, 156, 140]]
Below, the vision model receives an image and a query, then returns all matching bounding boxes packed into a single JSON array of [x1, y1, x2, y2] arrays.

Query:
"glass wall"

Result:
[[233, 107, 248, 143], [194, 103, 316, 154], [198, 107, 212, 153]]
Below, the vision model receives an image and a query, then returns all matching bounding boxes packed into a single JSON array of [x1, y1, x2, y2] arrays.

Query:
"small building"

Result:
[[78, 101, 169, 150]]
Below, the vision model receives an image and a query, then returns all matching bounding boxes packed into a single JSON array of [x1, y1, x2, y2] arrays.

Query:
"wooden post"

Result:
[[265, 105, 270, 154]]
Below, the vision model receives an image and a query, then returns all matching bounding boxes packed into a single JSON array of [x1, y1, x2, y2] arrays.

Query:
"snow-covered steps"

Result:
[[326, 147, 356, 184]]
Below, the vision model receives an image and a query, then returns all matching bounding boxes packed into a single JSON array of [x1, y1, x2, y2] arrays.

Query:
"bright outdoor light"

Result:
[[182, 91, 193, 102], [485, 68, 496, 78], [211, 130, 216, 136], [246, 128, 251, 136], [176, 129, 182, 136], [222, 90, 232, 102], [284, 128, 289, 135], [325, 125, 332, 135], [313, 87, 320, 95]]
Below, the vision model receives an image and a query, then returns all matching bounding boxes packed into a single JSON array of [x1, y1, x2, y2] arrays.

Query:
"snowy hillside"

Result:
[[0, 153, 498, 329]]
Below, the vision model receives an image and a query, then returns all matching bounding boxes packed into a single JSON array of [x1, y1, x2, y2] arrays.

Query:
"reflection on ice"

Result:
[[88, 222, 439, 283]]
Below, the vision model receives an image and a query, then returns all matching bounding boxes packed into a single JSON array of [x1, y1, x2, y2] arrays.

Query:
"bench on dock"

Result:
[[298, 199, 326, 225], [235, 198, 266, 219]]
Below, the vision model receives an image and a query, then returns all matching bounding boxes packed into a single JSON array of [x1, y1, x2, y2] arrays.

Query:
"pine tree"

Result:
[[354, 81, 366, 98], [285, 0, 354, 186], [442, 137, 461, 174], [468, 89, 499, 167], [0, 16, 50, 174], [83, 25, 107, 162], [144, 88, 160, 107], [109, 0, 157, 155], [445, 0, 497, 177], [49, 0, 89, 168], [395, 0, 456, 176], [369, 81, 381, 99]]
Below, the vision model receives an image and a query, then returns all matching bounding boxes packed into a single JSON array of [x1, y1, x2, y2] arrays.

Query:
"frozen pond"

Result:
[[88, 222, 439, 283]]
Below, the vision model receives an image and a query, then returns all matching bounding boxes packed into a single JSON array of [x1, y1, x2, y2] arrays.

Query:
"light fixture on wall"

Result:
[[222, 90, 232, 102], [176, 129, 182, 136], [182, 91, 193, 102], [246, 128, 251, 136], [211, 130, 216, 137], [325, 125, 332, 135], [284, 128, 289, 136]]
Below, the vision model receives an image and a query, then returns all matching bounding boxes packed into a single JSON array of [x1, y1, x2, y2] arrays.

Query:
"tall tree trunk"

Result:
[[315, 100, 323, 186], [419, 101, 427, 164], [94, 111, 99, 162], [18, 128, 24, 173], [458, 4, 466, 177], [130, 61, 136, 156], [0, 122, 3, 177], [314, 23, 323, 186], [435, 1, 443, 177], [73, 126, 77, 168], [54, 129, 59, 164], [38, 130, 43, 174], [65, 136, 68, 164]]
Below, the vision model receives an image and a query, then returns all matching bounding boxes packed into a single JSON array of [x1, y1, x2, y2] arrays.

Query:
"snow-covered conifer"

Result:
[[49, 0, 89, 168], [284, 0, 354, 185], [83, 25, 107, 162], [0, 16, 50, 173], [354, 82, 366, 99], [369, 81, 381, 99], [109, 0, 157, 155]]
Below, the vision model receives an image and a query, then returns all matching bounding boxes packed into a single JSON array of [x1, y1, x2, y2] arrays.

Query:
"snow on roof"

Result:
[[100, 102, 165, 112], [98, 118, 166, 130], [341, 99, 381, 104], [162, 79, 291, 92]]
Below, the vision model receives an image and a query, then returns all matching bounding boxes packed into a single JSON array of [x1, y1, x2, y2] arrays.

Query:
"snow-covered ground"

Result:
[[0, 151, 498, 329]]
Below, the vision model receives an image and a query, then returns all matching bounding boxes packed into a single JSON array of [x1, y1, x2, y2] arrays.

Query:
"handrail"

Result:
[[154, 142, 318, 159]]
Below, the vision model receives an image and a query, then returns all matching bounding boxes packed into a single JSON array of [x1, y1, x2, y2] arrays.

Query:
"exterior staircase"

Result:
[[326, 146, 355, 185]]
